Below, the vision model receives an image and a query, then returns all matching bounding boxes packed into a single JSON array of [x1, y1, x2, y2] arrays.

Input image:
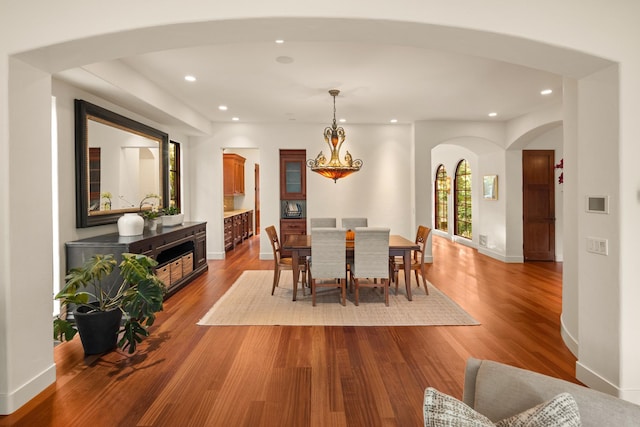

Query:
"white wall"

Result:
[[190, 122, 413, 259]]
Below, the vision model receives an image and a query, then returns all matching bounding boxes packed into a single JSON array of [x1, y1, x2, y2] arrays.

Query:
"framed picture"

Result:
[[483, 175, 498, 200]]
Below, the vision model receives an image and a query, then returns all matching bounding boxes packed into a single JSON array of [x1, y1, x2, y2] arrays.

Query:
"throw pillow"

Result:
[[423, 387, 495, 426], [423, 388, 582, 427], [495, 392, 581, 427]]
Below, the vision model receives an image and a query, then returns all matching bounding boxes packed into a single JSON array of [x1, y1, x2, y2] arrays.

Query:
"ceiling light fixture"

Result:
[[541, 89, 553, 95], [218, 105, 228, 111], [307, 90, 362, 183], [184, 75, 196, 82], [488, 112, 498, 117], [232, 117, 239, 121], [275, 39, 285, 44], [390, 119, 398, 123]]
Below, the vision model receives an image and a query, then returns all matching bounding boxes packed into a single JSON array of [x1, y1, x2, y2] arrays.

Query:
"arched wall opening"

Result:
[[2, 8, 633, 413]]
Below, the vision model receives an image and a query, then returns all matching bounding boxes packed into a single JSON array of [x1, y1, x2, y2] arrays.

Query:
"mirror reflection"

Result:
[[75, 99, 169, 228], [87, 118, 161, 214]]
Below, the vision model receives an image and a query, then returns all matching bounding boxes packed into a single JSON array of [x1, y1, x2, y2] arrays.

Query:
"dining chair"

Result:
[[350, 227, 391, 306], [308, 227, 347, 306], [341, 217, 368, 230], [391, 225, 431, 295], [310, 217, 337, 228], [266, 225, 307, 300]]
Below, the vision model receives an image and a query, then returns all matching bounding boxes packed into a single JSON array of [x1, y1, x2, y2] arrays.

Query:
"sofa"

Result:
[[451, 358, 640, 426], [423, 358, 640, 427]]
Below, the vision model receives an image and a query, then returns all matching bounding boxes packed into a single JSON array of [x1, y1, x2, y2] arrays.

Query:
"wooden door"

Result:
[[254, 163, 260, 234], [522, 150, 556, 261]]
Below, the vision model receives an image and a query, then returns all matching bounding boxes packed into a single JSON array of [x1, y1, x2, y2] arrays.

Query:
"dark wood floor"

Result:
[[1, 234, 577, 426]]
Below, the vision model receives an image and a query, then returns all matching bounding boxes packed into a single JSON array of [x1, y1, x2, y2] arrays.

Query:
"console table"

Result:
[[66, 222, 208, 297]]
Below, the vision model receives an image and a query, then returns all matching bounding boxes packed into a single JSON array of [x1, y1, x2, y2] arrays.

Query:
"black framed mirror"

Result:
[[75, 99, 169, 227]]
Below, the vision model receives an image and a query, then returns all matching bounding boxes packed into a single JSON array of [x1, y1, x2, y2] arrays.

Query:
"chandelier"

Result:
[[306, 90, 362, 182]]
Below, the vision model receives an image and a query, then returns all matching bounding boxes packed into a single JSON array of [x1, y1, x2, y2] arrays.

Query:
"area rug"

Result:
[[198, 270, 479, 326]]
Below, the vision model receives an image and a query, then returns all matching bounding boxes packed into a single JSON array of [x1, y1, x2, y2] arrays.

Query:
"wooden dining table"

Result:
[[283, 234, 420, 302]]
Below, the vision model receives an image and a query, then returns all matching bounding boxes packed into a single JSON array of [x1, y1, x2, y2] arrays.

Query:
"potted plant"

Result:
[[139, 193, 162, 231], [161, 205, 184, 227], [53, 253, 166, 355], [141, 206, 161, 231]]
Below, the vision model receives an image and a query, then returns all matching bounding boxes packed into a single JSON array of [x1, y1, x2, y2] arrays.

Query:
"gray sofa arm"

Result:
[[463, 358, 640, 426]]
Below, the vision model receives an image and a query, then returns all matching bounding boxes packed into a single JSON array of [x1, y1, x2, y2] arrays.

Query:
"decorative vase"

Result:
[[118, 213, 144, 236], [148, 218, 160, 231], [161, 213, 184, 227]]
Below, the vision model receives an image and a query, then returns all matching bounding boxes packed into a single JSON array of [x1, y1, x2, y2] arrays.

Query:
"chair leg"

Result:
[[384, 278, 389, 306], [340, 278, 346, 306], [415, 269, 420, 287], [394, 266, 399, 295], [271, 267, 280, 295], [354, 278, 360, 306], [311, 278, 316, 306], [421, 266, 428, 294]]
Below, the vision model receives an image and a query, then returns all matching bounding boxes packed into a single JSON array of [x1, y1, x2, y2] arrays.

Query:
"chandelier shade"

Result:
[[306, 90, 362, 182]]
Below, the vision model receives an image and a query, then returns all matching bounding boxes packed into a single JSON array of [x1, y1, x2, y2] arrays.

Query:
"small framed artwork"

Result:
[[483, 175, 498, 200]]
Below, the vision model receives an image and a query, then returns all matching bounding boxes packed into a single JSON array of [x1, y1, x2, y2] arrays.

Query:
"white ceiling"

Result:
[[56, 38, 564, 132]]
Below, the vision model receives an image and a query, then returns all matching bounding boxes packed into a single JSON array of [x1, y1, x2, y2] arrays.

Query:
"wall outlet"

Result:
[[586, 237, 608, 255]]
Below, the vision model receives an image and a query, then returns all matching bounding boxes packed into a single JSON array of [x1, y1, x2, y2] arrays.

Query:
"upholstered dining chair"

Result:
[[391, 225, 431, 295], [310, 218, 337, 228], [266, 225, 307, 300], [341, 217, 368, 230], [350, 227, 391, 306], [308, 227, 347, 306]]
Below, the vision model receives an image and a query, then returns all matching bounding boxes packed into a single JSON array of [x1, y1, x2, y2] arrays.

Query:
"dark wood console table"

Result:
[[65, 222, 208, 297]]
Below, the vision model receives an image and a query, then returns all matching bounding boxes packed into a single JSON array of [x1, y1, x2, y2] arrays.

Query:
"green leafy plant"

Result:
[[141, 207, 161, 220], [54, 253, 166, 354], [163, 205, 181, 215]]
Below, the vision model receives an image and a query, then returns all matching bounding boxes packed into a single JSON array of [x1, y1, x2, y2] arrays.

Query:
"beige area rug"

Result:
[[198, 270, 479, 326]]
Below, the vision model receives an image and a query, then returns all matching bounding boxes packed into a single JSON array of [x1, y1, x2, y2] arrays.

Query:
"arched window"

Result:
[[454, 159, 472, 239], [435, 165, 448, 231]]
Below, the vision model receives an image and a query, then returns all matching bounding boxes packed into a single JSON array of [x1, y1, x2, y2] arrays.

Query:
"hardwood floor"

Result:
[[0, 234, 577, 426]]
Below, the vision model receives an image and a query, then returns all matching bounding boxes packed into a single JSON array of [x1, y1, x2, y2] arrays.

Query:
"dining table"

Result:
[[282, 234, 420, 302]]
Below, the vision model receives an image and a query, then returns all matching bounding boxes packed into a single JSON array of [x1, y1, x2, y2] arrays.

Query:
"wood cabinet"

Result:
[[279, 149, 306, 200], [66, 222, 208, 297], [224, 217, 233, 251], [280, 219, 306, 257], [224, 210, 254, 251], [223, 153, 246, 196]]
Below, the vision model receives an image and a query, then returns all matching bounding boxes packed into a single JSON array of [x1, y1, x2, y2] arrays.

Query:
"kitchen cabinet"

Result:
[[223, 153, 245, 196], [279, 149, 306, 200], [280, 218, 306, 257], [224, 209, 254, 251]]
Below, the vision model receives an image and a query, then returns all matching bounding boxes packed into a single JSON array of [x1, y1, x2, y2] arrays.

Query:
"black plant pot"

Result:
[[73, 306, 122, 355]]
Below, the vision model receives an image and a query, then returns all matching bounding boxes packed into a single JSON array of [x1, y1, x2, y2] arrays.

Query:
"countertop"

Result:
[[223, 209, 252, 219]]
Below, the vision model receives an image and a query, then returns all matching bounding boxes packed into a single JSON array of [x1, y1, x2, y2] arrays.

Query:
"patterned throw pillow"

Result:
[[424, 388, 581, 427], [495, 392, 581, 427]]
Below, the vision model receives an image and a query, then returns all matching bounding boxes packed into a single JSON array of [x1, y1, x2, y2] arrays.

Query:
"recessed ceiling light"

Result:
[[390, 119, 398, 123], [541, 89, 553, 95], [275, 39, 285, 44], [218, 105, 228, 111], [488, 112, 498, 117], [232, 117, 240, 121], [184, 75, 196, 82], [339, 118, 346, 123]]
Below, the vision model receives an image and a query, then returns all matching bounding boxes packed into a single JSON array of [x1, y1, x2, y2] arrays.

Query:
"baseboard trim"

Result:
[[576, 361, 621, 397], [0, 363, 56, 415], [560, 313, 579, 357], [208, 251, 224, 260]]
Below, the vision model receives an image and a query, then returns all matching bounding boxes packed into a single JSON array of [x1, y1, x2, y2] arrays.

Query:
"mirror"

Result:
[[75, 99, 169, 227]]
